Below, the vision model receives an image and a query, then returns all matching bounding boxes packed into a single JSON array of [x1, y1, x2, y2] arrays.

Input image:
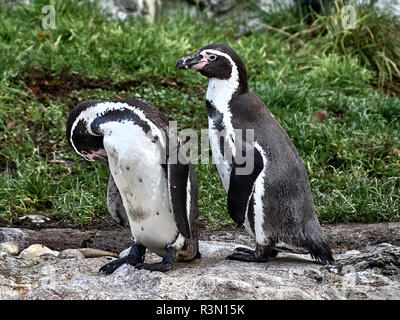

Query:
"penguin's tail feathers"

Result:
[[302, 230, 335, 265], [273, 224, 335, 265]]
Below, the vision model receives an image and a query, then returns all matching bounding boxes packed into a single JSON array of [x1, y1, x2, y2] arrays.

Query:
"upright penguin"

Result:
[[176, 44, 334, 264], [66, 99, 200, 272]]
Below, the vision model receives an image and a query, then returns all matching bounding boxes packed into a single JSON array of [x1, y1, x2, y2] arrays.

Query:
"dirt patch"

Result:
[[13, 65, 197, 104], [10, 214, 123, 231]]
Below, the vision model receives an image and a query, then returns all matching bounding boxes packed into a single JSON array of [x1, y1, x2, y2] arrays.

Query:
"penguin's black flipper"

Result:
[[227, 145, 264, 226], [167, 156, 191, 239]]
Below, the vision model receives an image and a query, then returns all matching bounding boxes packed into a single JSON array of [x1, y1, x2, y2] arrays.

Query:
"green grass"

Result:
[[0, 0, 399, 227]]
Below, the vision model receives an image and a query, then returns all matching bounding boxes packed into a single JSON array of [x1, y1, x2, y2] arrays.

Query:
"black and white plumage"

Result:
[[177, 44, 334, 264], [66, 99, 200, 272]]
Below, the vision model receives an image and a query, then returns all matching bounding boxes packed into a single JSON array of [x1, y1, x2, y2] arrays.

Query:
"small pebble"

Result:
[[19, 244, 59, 259], [58, 249, 85, 260], [77, 248, 119, 258], [0, 242, 20, 256], [19, 215, 50, 224]]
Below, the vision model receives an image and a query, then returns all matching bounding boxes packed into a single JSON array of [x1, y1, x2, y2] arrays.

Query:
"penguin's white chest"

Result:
[[101, 123, 179, 253], [208, 118, 233, 192], [206, 83, 237, 193]]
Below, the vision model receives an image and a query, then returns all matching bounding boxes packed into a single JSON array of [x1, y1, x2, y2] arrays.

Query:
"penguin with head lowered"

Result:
[[66, 99, 200, 272], [176, 44, 334, 264]]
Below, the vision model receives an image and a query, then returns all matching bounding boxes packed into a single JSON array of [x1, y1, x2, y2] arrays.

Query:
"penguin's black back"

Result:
[[229, 92, 334, 264]]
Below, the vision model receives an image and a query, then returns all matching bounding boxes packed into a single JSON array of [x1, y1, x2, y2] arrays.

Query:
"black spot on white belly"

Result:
[[138, 178, 143, 183], [126, 166, 130, 170]]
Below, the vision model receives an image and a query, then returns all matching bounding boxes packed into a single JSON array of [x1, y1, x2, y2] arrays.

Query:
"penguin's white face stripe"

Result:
[[253, 142, 269, 245], [69, 101, 165, 159], [205, 49, 239, 148], [204, 49, 240, 106]]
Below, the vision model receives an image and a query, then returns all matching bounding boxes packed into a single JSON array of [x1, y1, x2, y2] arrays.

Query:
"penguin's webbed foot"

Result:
[[99, 255, 138, 274], [136, 247, 177, 272], [99, 242, 146, 274], [226, 244, 277, 263]]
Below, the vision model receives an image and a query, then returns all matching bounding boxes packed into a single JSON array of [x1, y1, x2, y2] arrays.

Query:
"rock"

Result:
[[94, 0, 161, 22], [196, 0, 239, 13], [327, 243, 400, 276], [83, 229, 132, 253], [0, 241, 399, 300], [0, 252, 7, 261], [0, 227, 95, 252], [322, 222, 400, 253], [57, 248, 119, 259], [19, 244, 59, 259], [77, 248, 119, 258], [58, 249, 85, 260], [18, 214, 50, 225], [0, 228, 29, 246], [0, 242, 20, 256]]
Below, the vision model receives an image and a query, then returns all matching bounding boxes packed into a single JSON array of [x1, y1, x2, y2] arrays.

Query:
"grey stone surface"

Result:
[[1, 224, 399, 299], [0, 240, 399, 300]]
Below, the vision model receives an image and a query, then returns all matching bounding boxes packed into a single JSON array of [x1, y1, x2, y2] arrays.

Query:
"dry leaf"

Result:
[[37, 31, 50, 38], [312, 110, 328, 123], [197, 86, 206, 95], [6, 120, 17, 130], [7, 120, 17, 130], [161, 79, 178, 87]]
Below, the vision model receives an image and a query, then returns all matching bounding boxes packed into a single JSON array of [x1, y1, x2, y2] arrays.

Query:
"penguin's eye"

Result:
[[209, 55, 217, 61]]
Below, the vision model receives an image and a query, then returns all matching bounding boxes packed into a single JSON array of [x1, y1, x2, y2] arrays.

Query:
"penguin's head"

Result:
[[176, 43, 248, 92], [66, 102, 108, 164]]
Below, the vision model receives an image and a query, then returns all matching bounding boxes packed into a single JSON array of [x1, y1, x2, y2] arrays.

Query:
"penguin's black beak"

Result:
[[95, 155, 109, 165], [176, 53, 203, 69]]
